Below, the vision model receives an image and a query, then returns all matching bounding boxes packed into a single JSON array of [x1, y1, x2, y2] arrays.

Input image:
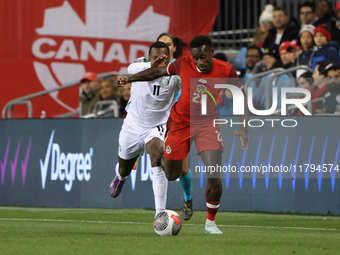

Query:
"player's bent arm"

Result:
[[127, 62, 151, 75], [127, 66, 169, 83]]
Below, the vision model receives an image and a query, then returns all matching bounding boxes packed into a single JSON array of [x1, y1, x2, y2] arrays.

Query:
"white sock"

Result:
[[152, 166, 168, 216], [115, 163, 127, 180], [206, 219, 215, 225]]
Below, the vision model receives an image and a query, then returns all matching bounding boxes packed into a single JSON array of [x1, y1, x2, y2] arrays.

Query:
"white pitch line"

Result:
[[0, 218, 338, 231]]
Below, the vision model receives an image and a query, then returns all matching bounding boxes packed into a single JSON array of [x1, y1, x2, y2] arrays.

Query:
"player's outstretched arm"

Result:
[[117, 56, 169, 86], [117, 75, 129, 86], [235, 89, 249, 150], [117, 66, 168, 85]]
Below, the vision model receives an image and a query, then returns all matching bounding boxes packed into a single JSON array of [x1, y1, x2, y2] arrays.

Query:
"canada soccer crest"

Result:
[[0, 0, 219, 118], [32, 0, 170, 115]]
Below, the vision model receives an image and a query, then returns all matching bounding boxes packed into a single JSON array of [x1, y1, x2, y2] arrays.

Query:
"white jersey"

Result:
[[125, 60, 181, 128]]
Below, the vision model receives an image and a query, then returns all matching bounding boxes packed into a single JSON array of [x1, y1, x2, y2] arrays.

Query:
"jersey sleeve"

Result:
[[166, 57, 182, 75], [228, 66, 244, 90], [174, 75, 182, 89], [127, 62, 151, 75]]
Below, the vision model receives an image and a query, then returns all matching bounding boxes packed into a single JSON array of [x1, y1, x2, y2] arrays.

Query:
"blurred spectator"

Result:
[[300, 2, 318, 28], [311, 24, 340, 70], [252, 4, 274, 48], [249, 45, 291, 111], [279, 41, 296, 70], [213, 52, 228, 62], [312, 59, 334, 90], [292, 71, 324, 115], [315, 0, 333, 18], [333, 1, 340, 42], [315, 63, 340, 113], [233, 47, 248, 71], [89, 77, 120, 117], [290, 39, 302, 62], [239, 46, 263, 77], [313, 0, 338, 39], [79, 72, 100, 116], [119, 82, 132, 118], [296, 25, 316, 68], [253, 44, 282, 74], [335, 0, 340, 19], [263, 44, 283, 70], [263, 7, 300, 49], [297, 71, 315, 92]]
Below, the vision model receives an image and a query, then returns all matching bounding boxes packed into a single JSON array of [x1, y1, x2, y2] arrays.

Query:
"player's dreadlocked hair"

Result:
[[157, 33, 189, 59], [148, 41, 170, 55], [190, 35, 212, 49]]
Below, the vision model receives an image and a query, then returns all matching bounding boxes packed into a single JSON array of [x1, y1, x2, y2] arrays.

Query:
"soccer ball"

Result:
[[153, 210, 182, 236]]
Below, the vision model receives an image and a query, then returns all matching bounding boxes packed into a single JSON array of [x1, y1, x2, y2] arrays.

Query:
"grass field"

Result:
[[0, 207, 339, 255]]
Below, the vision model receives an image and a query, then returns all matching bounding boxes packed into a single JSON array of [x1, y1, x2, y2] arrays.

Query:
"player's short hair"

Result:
[[300, 1, 316, 12], [190, 35, 212, 49], [148, 41, 170, 55]]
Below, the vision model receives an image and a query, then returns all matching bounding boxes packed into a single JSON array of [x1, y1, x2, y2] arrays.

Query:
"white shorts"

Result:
[[118, 119, 166, 160]]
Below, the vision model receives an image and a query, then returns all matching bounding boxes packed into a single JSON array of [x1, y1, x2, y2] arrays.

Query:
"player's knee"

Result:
[[150, 158, 161, 167], [165, 173, 177, 181], [165, 171, 180, 181], [150, 151, 163, 167], [208, 177, 222, 187], [181, 164, 189, 176], [150, 153, 162, 167]]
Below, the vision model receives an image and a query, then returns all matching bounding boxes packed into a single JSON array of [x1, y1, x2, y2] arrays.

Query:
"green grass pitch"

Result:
[[0, 207, 339, 255]]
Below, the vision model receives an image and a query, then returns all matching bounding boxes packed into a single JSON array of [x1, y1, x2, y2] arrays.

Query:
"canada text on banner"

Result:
[[0, 0, 219, 118]]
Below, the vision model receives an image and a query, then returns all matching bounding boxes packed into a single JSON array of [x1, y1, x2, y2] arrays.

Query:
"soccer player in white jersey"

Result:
[[109, 41, 181, 217], [157, 33, 193, 221]]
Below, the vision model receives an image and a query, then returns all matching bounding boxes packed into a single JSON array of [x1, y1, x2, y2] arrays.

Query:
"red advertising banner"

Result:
[[0, 0, 219, 118]]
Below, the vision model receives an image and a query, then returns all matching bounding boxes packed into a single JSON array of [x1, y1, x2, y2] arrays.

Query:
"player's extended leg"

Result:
[[200, 150, 223, 234], [110, 120, 142, 198], [161, 121, 191, 219], [118, 156, 139, 178], [179, 154, 193, 220], [110, 156, 139, 198], [146, 138, 168, 216]]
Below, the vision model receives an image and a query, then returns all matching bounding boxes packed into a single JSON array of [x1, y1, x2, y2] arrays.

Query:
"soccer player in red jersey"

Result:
[[117, 35, 249, 234]]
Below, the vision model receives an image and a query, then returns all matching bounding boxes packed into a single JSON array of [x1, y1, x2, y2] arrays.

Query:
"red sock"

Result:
[[206, 201, 220, 221]]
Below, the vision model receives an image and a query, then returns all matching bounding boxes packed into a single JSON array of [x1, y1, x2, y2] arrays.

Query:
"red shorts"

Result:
[[164, 115, 224, 160]]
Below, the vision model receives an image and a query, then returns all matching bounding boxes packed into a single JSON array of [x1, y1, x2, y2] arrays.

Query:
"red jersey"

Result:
[[166, 56, 243, 125]]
